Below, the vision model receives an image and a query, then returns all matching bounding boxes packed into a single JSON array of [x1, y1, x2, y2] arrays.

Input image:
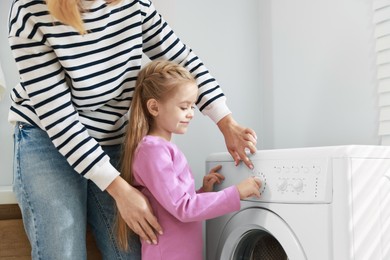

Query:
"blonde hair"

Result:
[[117, 60, 196, 250], [45, 0, 122, 34]]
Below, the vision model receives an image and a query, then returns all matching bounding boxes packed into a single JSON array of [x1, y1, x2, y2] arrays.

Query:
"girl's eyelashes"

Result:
[[180, 105, 196, 110]]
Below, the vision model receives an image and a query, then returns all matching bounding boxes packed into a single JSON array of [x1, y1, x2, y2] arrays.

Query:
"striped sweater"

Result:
[[8, 0, 231, 190]]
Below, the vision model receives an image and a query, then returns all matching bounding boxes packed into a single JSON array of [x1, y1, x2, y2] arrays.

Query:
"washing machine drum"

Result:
[[233, 230, 288, 260]]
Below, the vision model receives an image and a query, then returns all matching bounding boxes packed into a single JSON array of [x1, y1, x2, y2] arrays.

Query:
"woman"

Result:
[[8, 0, 258, 259]]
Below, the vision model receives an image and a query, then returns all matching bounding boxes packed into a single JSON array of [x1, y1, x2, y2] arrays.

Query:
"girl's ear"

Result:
[[147, 98, 159, 117]]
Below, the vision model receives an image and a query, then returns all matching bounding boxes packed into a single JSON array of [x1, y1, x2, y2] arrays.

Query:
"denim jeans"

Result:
[[13, 122, 141, 260]]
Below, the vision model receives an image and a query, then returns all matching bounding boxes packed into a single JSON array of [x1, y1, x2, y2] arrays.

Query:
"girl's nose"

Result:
[[187, 109, 194, 118]]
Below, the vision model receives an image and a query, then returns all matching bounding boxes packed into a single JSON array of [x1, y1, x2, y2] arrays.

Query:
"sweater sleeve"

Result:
[[8, 1, 118, 190], [133, 141, 240, 222], [139, 0, 232, 123]]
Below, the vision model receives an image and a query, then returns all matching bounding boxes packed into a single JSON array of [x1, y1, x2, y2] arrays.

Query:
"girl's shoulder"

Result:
[[141, 135, 172, 147], [138, 135, 179, 155]]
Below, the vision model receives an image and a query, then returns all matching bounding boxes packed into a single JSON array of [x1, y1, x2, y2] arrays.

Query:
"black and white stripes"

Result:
[[8, 0, 230, 190]]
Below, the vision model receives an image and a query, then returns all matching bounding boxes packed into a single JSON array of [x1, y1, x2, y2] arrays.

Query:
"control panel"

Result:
[[206, 158, 332, 204]]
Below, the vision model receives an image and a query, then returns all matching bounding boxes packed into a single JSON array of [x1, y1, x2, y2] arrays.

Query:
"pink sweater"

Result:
[[133, 135, 240, 260]]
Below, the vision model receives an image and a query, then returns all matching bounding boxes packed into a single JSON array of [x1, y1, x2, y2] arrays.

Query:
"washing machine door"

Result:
[[216, 208, 307, 260]]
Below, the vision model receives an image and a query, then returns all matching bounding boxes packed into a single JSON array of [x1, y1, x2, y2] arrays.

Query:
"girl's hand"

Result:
[[106, 176, 163, 245], [217, 114, 258, 169], [236, 177, 261, 199], [202, 165, 225, 192]]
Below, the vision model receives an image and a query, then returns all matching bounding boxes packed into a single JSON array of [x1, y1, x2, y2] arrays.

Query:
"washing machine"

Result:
[[205, 145, 390, 260]]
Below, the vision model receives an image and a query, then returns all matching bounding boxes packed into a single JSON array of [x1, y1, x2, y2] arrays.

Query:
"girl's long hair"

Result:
[[45, 0, 121, 34], [116, 60, 196, 250]]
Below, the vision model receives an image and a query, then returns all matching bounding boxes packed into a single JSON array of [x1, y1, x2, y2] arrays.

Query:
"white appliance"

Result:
[[205, 145, 390, 260]]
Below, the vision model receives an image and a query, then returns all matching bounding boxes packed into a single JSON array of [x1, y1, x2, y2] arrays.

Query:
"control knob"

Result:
[[292, 179, 304, 192], [277, 179, 288, 191], [252, 169, 266, 195]]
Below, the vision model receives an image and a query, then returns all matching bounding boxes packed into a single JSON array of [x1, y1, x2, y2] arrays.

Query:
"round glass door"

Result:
[[217, 208, 307, 260], [233, 229, 288, 260]]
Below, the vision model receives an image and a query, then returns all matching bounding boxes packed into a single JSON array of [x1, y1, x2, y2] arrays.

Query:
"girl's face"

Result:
[[149, 82, 198, 141]]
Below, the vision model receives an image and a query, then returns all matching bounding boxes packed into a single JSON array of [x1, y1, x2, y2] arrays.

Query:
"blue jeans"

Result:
[[13, 122, 141, 260]]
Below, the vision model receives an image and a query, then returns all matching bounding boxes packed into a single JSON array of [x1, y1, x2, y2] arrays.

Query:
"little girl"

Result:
[[117, 60, 261, 259]]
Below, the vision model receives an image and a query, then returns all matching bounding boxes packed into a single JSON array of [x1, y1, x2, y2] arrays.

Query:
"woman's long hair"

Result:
[[117, 60, 196, 250], [45, 0, 121, 34]]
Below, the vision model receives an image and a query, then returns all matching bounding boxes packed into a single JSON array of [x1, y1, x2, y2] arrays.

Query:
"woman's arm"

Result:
[[140, 0, 230, 124]]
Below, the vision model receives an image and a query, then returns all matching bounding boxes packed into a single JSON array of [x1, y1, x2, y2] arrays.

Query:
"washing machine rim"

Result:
[[216, 207, 308, 260]]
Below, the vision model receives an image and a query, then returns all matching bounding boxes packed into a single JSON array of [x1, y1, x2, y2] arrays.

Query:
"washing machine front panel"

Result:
[[206, 155, 333, 204]]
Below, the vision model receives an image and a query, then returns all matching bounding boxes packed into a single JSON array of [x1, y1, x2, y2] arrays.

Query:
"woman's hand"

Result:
[[202, 165, 225, 192], [106, 176, 163, 245], [217, 114, 258, 169]]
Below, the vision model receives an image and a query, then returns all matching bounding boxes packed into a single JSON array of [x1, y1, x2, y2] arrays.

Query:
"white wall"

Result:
[[264, 0, 380, 149], [0, 0, 380, 201]]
